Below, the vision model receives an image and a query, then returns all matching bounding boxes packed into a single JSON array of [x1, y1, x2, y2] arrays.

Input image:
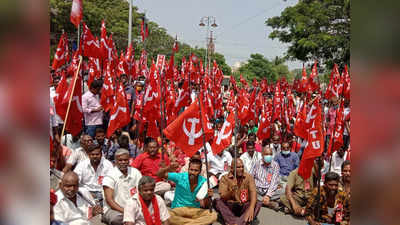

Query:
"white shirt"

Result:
[[74, 157, 114, 192], [207, 150, 232, 178], [102, 166, 143, 214], [240, 151, 262, 172], [53, 188, 95, 225], [269, 143, 281, 157], [330, 151, 348, 175], [67, 147, 89, 166], [61, 134, 81, 150], [343, 107, 350, 135], [123, 194, 170, 224]]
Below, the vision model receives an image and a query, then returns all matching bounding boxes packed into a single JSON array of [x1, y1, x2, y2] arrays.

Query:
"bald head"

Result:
[[60, 172, 79, 199], [230, 158, 244, 177]]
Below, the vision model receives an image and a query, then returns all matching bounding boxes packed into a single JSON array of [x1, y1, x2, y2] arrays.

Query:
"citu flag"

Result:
[[257, 106, 272, 141], [82, 23, 101, 58], [61, 60, 83, 136], [52, 33, 69, 70], [70, 0, 83, 28], [100, 63, 115, 113], [327, 101, 345, 156], [107, 83, 131, 137], [163, 98, 214, 157], [54, 71, 69, 121], [298, 97, 324, 180], [212, 111, 235, 155]]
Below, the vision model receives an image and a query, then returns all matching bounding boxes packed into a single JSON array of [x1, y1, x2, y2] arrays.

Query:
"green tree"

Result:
[[233, 53, 290, 83], [266, 0, 350, 69]]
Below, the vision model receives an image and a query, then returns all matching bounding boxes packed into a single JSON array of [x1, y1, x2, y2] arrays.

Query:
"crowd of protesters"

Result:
[[50, 64, 351, 225]]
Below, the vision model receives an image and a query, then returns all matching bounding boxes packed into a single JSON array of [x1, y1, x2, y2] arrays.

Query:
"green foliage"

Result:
[[49, 0, 231, 72], [233, 53, 290, 84], [266, 0, 350, 68]]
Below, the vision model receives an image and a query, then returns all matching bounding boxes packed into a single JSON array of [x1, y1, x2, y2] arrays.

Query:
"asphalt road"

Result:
[[91, 206, 307, 225]]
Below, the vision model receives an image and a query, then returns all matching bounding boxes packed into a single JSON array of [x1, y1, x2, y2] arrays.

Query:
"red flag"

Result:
[[272, 81, 283, 122], [107, 83, 131, 137], [163, 99, 214, 157], [166, 55, 174, 80], [70, 0, 83, 28], [308, 61, 320, 92], [82, 23, 101, 58], [342, 65, 350, 100], [240, 74, 248, 89], [54, 72, 69, 120], [298, 97, 324, 179], [325, 64, 341, 100], [117, 52, 128, 77], [300, 66, 308, 93], [100, 63, 115, 112], [238, 90, 250, 125], [212, 112, 235, 155], [100, 20, 112, 60], [230, 76, 238, 92], [173, 37, 179, 53], [142, 63, 160, 114], [293, 101, 308, 140], [140, 17, 149, 42], [62, 63, 83, 136], [87, 57, 101, 88], [174, 79, 190, 113], [52, 33, 69, 70], [252, 78, 258, 88], [327, 102, 345, 156], [257, 108, 272, 141], [147, 119, 161, 139]]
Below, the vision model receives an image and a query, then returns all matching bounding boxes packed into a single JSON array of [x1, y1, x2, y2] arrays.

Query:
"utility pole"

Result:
[[128, 0, 133, 46], [199, 16, 218, 76]]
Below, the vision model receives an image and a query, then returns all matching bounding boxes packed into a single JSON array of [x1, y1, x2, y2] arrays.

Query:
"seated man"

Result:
[[214, 159, 262, 225], [274, 142, 299, 183], [250, 146, 281, 210], [305, 172, 350, 225], [329, 146, 348, 175], [240, 141, 262, 172], [280, 158, 321, 216], [339, 160, 351, 196], [63, 134, 93, 173], [131, 137, 172, 196], [93, 128, 114, 159], [207, 148, 232, 179], [53, 171, 102, 225], [157, 158, 217, 225], [102, 149, 143, 225], [74, 143, 113, 204], [108, 134, 140, 161], [269, 135, 281, 157], [242, 133, 262, 153], [124, 176, 170, 225]]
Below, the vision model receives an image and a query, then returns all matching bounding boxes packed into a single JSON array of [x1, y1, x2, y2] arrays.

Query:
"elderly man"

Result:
[[102, 149, 143, 225], [124, 176, 170, 225], [53, 171, 102, 224], [240, 141, 262, 172], [214, 158, 262, 225], [269, 135, 281, 157], [74, 144, 113, 204], [329, 146, 348, 175], [250, 146, 281, 210], [63, 134, 93, 173], [305, 172, 350, 225], [157, 158, 217, 225], [280, 158, 321, 216], [131, 137, 172, 196], [207, 148, 232, 179]]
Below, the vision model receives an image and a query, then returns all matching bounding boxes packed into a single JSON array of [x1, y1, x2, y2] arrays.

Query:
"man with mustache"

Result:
[[123, 176, 171, 225], [157, 157, 217, 225], [53, 171, 102, 224], [305, 172, 350, 225], [102, 148, 143, 225], [214, 158, 262, 225], [339, 160, 351, 196]]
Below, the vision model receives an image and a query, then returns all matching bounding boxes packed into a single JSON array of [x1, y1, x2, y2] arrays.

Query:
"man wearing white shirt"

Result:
[[63, 135, 93, 173], [61, 133, 81, 150], [74, 144, 113, 205], [102, 148, 143, 225], [269, 135, 281, 157], [123, 176, 170, 225], [329, 146, 348, 175], [240, 141, 262, 172], [53, 172, 102, 225], [207, 149, 232, 179]]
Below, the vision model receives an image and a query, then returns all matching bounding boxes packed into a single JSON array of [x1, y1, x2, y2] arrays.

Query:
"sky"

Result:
[[131, 0, 303, 71]]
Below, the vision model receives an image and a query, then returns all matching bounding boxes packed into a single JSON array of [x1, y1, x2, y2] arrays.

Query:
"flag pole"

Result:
[[233, 98, 238, 179], [60, 56, 83, 141], [159, 67, 166, 160], [196, 87, 212, 212]]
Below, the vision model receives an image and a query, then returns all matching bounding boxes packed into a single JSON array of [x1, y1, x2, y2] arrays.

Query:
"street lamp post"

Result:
[[128, 0, 133, 46], [199, 16, 217, 76]]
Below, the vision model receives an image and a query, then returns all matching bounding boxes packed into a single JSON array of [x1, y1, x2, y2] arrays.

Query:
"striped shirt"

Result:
[[250, 160, 280, 197]]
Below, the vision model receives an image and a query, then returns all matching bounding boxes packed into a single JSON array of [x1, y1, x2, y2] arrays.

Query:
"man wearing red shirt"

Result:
[[130, 137, 172, 196]]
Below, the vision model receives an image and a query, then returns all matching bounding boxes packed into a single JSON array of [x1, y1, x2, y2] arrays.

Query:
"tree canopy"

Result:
[[266, 0, 350, 69], [49, 0, 231, 74], [233, 53, 291, 83]]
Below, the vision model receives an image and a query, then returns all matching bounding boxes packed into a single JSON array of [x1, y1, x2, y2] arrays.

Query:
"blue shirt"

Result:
[[274, 152, 299, 177], [167, 172, 206, 209]]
